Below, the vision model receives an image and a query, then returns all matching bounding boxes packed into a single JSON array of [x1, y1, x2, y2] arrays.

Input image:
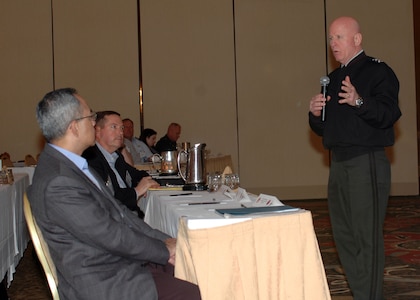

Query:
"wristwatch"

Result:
[[355, 97, 364, 108]]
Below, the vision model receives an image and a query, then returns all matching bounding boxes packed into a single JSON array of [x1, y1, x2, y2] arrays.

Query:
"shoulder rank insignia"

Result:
[[371, 58, 381, 63]]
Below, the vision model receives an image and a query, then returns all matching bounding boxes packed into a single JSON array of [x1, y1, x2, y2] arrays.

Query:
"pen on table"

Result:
[[169, 192, 193, 197], [185, 201, 221, 205]]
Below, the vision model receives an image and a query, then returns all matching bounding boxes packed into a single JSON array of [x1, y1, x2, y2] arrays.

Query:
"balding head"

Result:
[[167, 123, 181, 142], [328, 16, 363, 65]]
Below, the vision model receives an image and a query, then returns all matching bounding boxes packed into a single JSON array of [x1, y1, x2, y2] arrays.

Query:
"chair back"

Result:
[[1, 158, 13, 167], [206, 155, 234, 175], [23, 193, 60, 300], [24, 154, 37, 166], [0, 152, 13, 167]]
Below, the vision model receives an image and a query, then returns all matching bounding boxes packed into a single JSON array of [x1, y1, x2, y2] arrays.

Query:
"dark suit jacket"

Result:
[[27, 144, 170, 300], [82, 145, 149, 216], [155, 135, 177, 153]]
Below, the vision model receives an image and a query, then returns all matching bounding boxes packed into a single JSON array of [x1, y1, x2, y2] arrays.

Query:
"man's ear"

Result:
[[354, 33, 362, 46], [93, 126, 101, 140], [68, 120, 79, 137]]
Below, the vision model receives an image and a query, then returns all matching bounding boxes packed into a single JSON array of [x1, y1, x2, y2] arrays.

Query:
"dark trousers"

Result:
[[328, 150, 390, 300], [148, 264, 201, 300]]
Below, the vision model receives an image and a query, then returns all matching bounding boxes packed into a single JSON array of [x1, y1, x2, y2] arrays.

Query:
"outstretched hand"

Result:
[[338, 76, 360, 107]]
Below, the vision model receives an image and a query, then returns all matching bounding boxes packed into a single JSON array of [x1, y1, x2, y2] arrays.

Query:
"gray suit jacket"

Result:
[[27, 144, 171, 300]]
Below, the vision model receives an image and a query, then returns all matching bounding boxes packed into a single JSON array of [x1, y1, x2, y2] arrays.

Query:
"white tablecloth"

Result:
[[10, 166, 35, 184], [140, 190, 249, 237], [0, 173, 30, 286]]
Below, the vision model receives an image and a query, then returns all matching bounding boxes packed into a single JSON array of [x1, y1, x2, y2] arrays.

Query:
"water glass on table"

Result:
[[224, 173, 240, 189], [207, 174, 222, 192]]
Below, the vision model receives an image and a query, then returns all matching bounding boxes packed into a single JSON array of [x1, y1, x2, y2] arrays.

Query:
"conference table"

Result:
[[10, 166, 35, 184], [140, 189, 331, 300], [0, 173, 30, 286]]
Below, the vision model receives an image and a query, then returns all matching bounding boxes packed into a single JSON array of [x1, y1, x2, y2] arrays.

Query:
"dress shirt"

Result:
[[49, 143, 102, 190], [124, 138, 143, 165], [96, 143, 127, 188]]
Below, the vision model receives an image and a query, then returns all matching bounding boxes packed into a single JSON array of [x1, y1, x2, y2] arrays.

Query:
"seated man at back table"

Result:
[[83, 110, 158, 218], [122, 118, 144, 165], [27, 88, 201, 300], [155, 122, 181, 153]]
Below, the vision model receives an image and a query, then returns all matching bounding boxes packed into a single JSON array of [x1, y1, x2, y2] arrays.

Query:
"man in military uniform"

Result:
[[308, 16, 401, 300]]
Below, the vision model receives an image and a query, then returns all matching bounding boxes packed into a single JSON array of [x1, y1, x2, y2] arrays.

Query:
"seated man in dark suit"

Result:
[[82, 111, 158, 218], [27, 88, 201, 300], [155, 122, 181, 153]]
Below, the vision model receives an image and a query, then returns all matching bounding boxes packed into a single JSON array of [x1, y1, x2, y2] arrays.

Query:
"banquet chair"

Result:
[[0, 152, 11, 160], [0, 152, 13, 167], [24, 154, 37, 166], [23, 193, 60, 300], [206, 154, 234, 175], [1, 157, 13, 167]]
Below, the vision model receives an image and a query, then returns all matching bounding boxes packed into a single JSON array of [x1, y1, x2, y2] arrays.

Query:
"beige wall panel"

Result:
[[235, 0, 330, 199], [1, 1, 416, 198], [52, 0, 142, 136], [0, 1, 53, 161], [140, 0, 238, 167], [326, 0, 418, 195]]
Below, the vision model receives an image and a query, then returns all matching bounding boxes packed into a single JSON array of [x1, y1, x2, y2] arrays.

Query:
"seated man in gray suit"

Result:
[[27, 88, 201, 300]]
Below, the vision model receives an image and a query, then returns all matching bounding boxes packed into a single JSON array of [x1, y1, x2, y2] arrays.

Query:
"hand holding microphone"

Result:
[[320, 76, 330, 121]]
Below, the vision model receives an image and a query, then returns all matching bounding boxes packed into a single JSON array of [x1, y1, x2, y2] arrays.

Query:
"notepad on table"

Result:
[[149, 186, 183, 191]]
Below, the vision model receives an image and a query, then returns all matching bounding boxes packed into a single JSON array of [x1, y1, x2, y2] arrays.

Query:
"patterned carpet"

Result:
[[3, 196, 420, 300], [4, 245, 51, 300], [285, 196, 420, 300]]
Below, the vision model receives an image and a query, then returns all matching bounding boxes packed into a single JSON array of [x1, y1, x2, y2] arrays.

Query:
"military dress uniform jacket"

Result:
[[309, 51, 401, 160]]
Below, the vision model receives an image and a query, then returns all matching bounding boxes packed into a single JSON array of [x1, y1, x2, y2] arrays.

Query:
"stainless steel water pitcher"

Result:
[[177, 143, 206, 184], [152, 151, 178, 175]]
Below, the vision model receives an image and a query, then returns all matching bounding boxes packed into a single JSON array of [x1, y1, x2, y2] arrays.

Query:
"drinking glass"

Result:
[[207, 174, 222, 192], [224, 173, 240, 189]]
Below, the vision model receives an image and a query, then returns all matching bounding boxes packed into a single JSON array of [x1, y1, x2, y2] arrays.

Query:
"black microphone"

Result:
[[320, 76, 330, 121]]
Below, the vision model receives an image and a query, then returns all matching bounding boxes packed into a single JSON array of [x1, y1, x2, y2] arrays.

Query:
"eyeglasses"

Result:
[[74, 112, 97, 122]]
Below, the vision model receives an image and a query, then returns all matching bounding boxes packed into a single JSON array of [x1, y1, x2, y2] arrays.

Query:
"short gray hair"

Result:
[[36, 88, 82, 142]]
